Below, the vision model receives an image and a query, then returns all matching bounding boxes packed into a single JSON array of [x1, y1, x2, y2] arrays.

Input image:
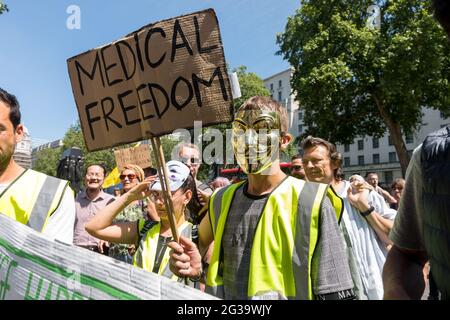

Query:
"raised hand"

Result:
[[127, 175, 157, 201], [347, 181, 371, 212]]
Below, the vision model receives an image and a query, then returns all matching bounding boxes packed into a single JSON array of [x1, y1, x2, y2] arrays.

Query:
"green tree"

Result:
[[277, 0, 450, 176], [149, 135, 179, 169], [62, 123, 116, 173], [197, 66, 271, 181], [0, 1, 8, 15], [33, 147, 62, 177], [232, 66, 271, 109], [33, 122, 117, 176]]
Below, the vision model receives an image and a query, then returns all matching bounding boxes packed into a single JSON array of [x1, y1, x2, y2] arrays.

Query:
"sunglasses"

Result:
[[149, 190, 183, 202], [181, 157, 200, 165], [291, 165, 303, 170], [119, 174, 137, 180]]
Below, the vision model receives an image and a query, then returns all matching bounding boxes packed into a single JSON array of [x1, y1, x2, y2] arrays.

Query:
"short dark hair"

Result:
[[0, 87, 22, 129], [300, 136, 343, 180], [365, 172, 378, 178], [291, 154, 302, 162], [237, 96, 289, 134], [433, 0, 450, 36]]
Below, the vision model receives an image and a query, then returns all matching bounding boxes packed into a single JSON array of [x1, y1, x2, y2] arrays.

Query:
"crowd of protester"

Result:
[[0, 0, 449, 300]]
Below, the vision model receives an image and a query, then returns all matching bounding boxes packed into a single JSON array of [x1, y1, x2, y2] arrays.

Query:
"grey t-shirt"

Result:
[[221, 181, 353, 299], [390, 146, 425, 250]]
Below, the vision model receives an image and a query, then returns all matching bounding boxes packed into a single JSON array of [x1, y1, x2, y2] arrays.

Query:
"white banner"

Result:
[[0, 214, 215, 300]]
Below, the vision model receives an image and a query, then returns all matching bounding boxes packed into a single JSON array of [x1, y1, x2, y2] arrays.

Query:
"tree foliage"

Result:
[[33, 122, 116, 176], [33, 147, 61, 177], [277, 0, 450, 175], [0, 1, 8, 15], [197, 66, 270, 181], [62, 123, 116, 173], [232, 66, 271, 109]]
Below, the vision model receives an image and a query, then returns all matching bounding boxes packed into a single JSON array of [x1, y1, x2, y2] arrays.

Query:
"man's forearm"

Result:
[[365, 211, 393, 245], [378, 187, 397, 204], [383, 245, 428, 300]]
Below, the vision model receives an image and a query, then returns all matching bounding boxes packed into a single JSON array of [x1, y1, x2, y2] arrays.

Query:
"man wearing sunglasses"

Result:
[[73, 163, 115, 254], [290, 154, 306, 180], [174, 143, 213, 222]]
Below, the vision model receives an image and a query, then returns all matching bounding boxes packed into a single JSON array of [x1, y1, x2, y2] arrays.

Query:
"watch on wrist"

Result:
[[359, 205, 375, 217], [189, 269, 204, 282]]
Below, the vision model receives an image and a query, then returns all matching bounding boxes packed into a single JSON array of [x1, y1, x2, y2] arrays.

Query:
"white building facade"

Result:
[[338, 109, 450, 185], [263, 69, 302, 137], [264, 69, 450, 186], [13, 126, 32, 169]]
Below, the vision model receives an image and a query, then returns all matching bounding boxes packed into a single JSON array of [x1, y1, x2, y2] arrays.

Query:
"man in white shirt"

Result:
[[301, 136, 395, 300]]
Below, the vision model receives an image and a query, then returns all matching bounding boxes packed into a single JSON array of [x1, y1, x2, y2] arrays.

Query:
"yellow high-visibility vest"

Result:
[[206, 176, 340, 299], [133, 220, 194, 283], [0, 169, 69, 233]]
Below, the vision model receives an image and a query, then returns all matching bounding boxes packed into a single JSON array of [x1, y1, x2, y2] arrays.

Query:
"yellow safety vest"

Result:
[[206, 176, 340, 299], [0, 169, 69, 233], [133, 220, 194, 283], [328, 185, 344, 223]]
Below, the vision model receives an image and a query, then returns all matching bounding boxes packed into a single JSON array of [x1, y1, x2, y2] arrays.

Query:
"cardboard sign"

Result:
[[67, 8, 233, 151], [0, 214, 216, 300], [114, 144, 152, 171]]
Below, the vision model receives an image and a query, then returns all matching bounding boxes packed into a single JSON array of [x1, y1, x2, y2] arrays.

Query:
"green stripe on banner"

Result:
[[0, 237, 140, 300]]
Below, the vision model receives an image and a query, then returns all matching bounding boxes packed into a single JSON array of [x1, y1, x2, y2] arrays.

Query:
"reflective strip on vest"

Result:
[[0, 169, 68, 233], [207, 182, 244, 298], [27, 175, 64, 232], [293, 181, 327, 300], [133, 221, 193, 282], [206, 177, 328, 300]]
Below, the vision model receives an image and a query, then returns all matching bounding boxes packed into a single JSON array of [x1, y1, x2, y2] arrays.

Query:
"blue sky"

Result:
[[0, 0, 300, 144]]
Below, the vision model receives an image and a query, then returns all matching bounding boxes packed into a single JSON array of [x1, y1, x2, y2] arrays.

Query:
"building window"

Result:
[[344, 144, 350, 152], [278, 91, 282, 102], [358, 155, 364, 166], [388, 135, 393, 146], [357, 140, 364, 150], [270, 83, 273, 91], [389, 152, 397, 163], [440, 111, 446, 119], [385, 171, 393, 184], [344, 157, 350, 167], [298, 125, 303, 133], [373, 153, 380, 164], [372, 138, 379, 149], [405, 133, 414, 144], [298, 112, 303, 121], [278, 80, 282, 88]]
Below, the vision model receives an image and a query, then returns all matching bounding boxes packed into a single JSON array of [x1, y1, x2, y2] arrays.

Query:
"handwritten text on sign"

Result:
[[67, 9, 233, 151]]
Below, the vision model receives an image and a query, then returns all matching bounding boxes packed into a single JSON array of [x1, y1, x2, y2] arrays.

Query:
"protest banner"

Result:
[[67, 8, 233, 152], [0, 214, 215, 300], [114, 143, 152, 171]]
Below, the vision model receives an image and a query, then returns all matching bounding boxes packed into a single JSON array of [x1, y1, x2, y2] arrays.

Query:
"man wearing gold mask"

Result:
[[169, 96, 354, 300]]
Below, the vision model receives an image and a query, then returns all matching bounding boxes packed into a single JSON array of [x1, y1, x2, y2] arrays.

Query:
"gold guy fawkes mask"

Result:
[[232, 110, 281, 175]]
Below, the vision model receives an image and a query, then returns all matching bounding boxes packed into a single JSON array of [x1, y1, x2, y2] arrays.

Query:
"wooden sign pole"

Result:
[[150, 137, 179, 243]]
